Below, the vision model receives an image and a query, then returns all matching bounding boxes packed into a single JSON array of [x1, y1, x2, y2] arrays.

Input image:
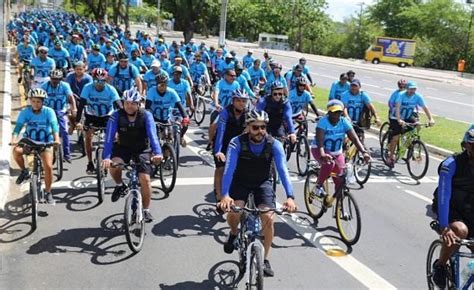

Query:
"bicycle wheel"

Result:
[[353, 151, 371, 185], [78, 130, 86, 156], [336, 190, 361, 245], [296, 135, 310, 176], [159, 143, 177, 194], [407, 140, 429, 180], [30, 174, 39, 231], [304, 170, 326, 219], [248, 241, 264, 290], [54, 144, 64, 181], [124, 190, 145, 253], [284, 139, 292, 161], [95, 147, 105, 204], [194, 96, 206, 126], [378, 122, 389, 146], [426, 239, 443, 290], [270, 161, 277, 192], [23, 74, 31, 99], [173, 127, 181, 165]]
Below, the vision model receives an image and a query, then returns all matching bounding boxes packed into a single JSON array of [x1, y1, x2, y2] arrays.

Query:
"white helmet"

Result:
[[122, 88, 142, 103], [246, 109, 269, 124]]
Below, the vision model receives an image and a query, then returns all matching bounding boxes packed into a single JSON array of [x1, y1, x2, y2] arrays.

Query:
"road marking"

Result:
[[382, 79, 391, 83], [452, 92, 465, 96], [426, 87, 438, 91], [275, 201, 397, 289], [403, 189, 432, 203], [426, 95, 474, 107], [0, 48, 11, 210]]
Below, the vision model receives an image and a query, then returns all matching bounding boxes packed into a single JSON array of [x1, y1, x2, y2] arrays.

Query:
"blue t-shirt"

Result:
[[167, 79, 191, 107], [146, 87, 180, 121], [130, 57, 147, 71], [41, 81, 73, 112], [288, 89, 312, 116], [108, 64, 140, 93], [68, 44, 86, 62], [17, 43, 36, 61], [124, 40, 139, 57], [14, 106, 59, 143], [242, 55, 255, 69], [316, 116, 353, 154], [167, 64, 190, 80], [341, 90, 371, 122], [160, 58, 171, 72], [265, 74, 288, 93], [388, 89, 404, 119], [248, 66, 266, 86], [80, 83, 120, 116], [143, 69, 169, 89], [31, 56, 56, 78], [236, 75, 255, 98], [100, 45, 118, 56], [190, 61, 208, 82], [142, 54, 156, 69], [396, 91, 425, 120], [140, 38, 153, 49], [49, 47, 70, 69], [65, 72, 93, 96], [87, 52, 106, 71], [329, 81, 350, 101], [215, 80, 241, 107]]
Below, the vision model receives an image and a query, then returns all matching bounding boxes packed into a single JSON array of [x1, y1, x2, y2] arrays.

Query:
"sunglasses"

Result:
[[272, 93, 284, 97], [94, 79, 106, 84], [39, 51, 47, 54], [227, 74, 236, 77], [251, 124, 267, 131], [298, 84, 306, 87]]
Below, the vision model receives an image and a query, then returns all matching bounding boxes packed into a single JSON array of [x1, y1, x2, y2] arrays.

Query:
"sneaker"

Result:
[[45, 192, 56, 205], [180, 138, 187, 148], [263, 259, 274, 277], [143, 210, 154, 223], [223, 233, 237, 254], [111, 184, 127, 202], [16, 169, 30, 184], [432, 260, 447, 288], [86, 161, 95, 174]]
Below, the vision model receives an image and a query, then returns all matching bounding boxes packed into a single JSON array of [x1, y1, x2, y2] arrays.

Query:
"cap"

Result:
[[173, 66, 183, 73], [174, 56, 183, 61], [158, 38, 164, 42], [225, 53, 234, 59], [72, 34, 80, 39], [38, 46, 49, 52], [248, 49, 254, 53], [327, 100, 344, 112], [160, 51, 167, 56], [407, 81, 417, 89], [216, 48, 223, 53], [151, 60, 161, 68], [350, 79, 361, 87], [92, 44, 100, 50], [347, 70, 355, 75], [294, 64, 304, 71]]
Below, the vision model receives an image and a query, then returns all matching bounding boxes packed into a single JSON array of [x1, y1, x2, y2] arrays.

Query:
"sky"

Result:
[[325, 0, 469, 22]]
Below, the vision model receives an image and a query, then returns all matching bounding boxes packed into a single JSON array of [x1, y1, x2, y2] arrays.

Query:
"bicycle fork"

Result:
[[244, 240, 265, 286]]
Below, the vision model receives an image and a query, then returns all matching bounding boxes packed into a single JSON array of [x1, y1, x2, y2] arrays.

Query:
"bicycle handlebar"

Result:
[[430, 220, 474, 246], [230, 205, 286, 215]]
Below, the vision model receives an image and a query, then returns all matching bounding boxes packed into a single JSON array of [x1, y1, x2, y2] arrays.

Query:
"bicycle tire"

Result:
[[270, 161, 277, 192], [30, 173, 39, 231], [53, 143, 64, 181], [78, 130, 86, 156], [173, 126, 181, 167], [23, 73, 31, 99], [248, 242, 264, 290], [378, 122, 389, 146], [353, 151, 371, 185], [194, 96, 206, 126], [159, 143, 177, 194], [284, 139, 292, 161], [96, 147, 105, 204], [336, 190, 361, 245], [124, 191, 145, 253], [426, 239, 443, 290], [296, 135, 310, 176], [407, 140, 429, 180], [304, 170, 326, 219]]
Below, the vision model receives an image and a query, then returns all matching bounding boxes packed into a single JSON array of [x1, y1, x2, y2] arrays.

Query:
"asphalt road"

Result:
[[0, 94, 445, 289]]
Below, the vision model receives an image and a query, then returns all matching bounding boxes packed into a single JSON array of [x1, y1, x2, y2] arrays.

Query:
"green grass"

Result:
[[310, 87, 468, 153]]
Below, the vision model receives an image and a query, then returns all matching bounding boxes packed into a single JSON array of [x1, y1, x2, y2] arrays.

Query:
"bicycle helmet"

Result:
[[397, 79, 407, 88], [273, 62, 282, 70], [232, 89, 249, 100], [93, 68, 108, 80], [299, 57, 306, 63], [296, 76, 307, 86], [49, 69, 63, 79], [246, 109, 269, 124], [28, 88, 48, 99], [117, 52, 128, 60], [156, 73, 169, 84], [122, 88, 142, 103], [463, 125, 474, 144], [271, 80, 285, 91]]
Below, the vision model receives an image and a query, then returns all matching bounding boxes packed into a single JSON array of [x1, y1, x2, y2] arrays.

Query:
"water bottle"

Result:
[[461, 260, 474, 284], [346, 162, 356, 184]]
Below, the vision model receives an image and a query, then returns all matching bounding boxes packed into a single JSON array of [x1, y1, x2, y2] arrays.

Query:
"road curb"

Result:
[[0, 48, 11, 210]]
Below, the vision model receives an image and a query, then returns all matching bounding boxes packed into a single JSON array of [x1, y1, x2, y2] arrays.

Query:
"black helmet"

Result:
[[156, 73, 169, 84], [296, 76, 307, 86]]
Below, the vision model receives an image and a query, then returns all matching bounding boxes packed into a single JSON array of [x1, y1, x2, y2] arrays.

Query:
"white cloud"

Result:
[[325, 0, 374, 22]]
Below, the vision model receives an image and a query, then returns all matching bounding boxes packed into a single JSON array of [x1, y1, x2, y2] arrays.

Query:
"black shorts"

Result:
[[213, 154, 226, 168], [210, 110, 220, 125], [230, 180, 275, 208], [111, 144, 152, 175], [85, 114, 109, 129], [389, 118, 416, 136]]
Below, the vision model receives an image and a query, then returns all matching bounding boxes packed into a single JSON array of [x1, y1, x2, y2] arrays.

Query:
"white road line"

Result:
[[426, 95, 474, 107], [403, 189, 432, 203], [452, 92, 465, 96], [426, 87, 438, 91], [275, 201, 397, 289]]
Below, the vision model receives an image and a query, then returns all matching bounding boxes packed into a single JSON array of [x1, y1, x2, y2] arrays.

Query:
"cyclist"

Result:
[[328, 73, 350, 101], [86, 44, 106, 73], [431, 126, 474, 288], [167, 66, 192, 146], [168, 56, 193, 88], [108, 52, 142, 96], [11, 88, 60, 204], [297, 57, 314, 86], [102, 89, 162, 222], [189, 52, 211, 87], [154, 38, 168, 55], [41, 69, 76, 163], [76, 68, 122, 174], [347, 70, 356, 82], [242, 49, 255, 69], [218, 109, 297, 277], [248, 59, 267, 88], [100, 38, 118, 57], [256, 81, 296, 144], [68, 34, 87, 63], [159, 51, 171, 73], [285, 64, 309, 91], [104, 52, 117, 72], [65, 61, 93, 98], [388, 79, 407, 118], [386, 81, 435, 168], [143, 60, 169, 92], [142, 47, 157, 70], [211, 48, 225, 82], [31, 46, 56, 89], [265, 63, 288, 96], [217, 54, 236, 78], [288, 76, 319, 119], [139, 32, 153, 53], [310, 100, 370, 206], [16, 35, 36, 84], [234, 63, 256, 100], [213, 90, 249, 207], [49, 39, 71, 75], [130, 49, 148, 74], [184, 46, 195, 66]]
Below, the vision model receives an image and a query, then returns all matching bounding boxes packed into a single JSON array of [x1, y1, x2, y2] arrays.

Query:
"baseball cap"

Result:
[[151, 60, 161, 68], [248, 49, 254, 54], [407, 81, 417, 89], [173, 66, 183, 73], [463, 124, 474, 143], [327, 100, 344, 112], [350, 79, 361, 87]]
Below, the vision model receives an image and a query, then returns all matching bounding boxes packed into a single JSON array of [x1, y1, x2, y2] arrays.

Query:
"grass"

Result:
[[309, 87, 468, 153]]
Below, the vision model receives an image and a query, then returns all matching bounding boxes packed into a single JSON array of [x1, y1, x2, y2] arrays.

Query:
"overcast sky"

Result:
[[325, 0, 469, 22]]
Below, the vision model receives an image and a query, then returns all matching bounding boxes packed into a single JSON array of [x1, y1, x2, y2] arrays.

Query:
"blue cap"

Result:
[[350, 79, 361, 87], [407, 81, 417, 89]]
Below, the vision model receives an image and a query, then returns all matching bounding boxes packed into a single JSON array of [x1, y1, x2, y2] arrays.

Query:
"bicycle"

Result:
[[53, 134, 64, 181], [11, 138, 55, 231], [380, 122, 430, 180], [190, 75, 208, 126], [344, 124, 372, 186], [154, 122, 178, 194], [21, 60, 32, 99], [285, 115, 311, 176], [426, 221, 474, 290], [229, 195, 285, 290], [304, 161, 362, 245], [378, 121, 390, 146], [111, 160, 147, 253], [89, 125, 107, 204]]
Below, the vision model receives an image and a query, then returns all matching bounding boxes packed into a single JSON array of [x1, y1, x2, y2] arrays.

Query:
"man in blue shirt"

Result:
[[265, 63, 288, 96], [31, 46, 56, 89], [242, 49, 255, 69], [248, 59, 267, 88], [86, 44, 106, 72], [142, 47, 156, 70], [189, 52, 211, 86], [68, 34, 87, 63], [49, 39, 71, 73], [218, 109, 297, 278], [129, 49, 148, 74], [143, 60, 169, 92], [328, 73, 350, 101], [167, 66, 192, 146], [16, 36, 36, 84], [108, 53, 143, 96]]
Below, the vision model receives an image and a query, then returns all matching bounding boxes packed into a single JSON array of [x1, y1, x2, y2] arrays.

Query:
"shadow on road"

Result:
[[0, 195, 35, 242]]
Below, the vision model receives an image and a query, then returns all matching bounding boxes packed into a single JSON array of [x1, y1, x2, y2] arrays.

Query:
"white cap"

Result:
[[248, 49, 254, 53], [151, 60, 161, 68]]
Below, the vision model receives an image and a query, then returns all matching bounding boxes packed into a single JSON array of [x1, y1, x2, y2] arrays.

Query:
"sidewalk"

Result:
[[0, 47, 12, 210]]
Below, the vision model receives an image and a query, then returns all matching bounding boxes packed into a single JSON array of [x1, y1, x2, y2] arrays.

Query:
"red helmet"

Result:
[[397, 79, 407, 88], [93, 68, 108, 80]]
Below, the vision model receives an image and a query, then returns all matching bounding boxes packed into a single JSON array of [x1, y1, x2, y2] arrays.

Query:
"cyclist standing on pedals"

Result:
[[328, 73, 350, 101], [310, 100, 370, 206], [256, 81, 296, 145], [167, 66, 192, 146], [102, 89, 163, 222], [76, 68, 122, 174], [218, 110, 297, 277], [341, 79, 381, 142], [431, 126, 474, 288], [213, 90, 249, 210], [108, 52, 142, 97], [288, 76, 320, 119], [11, 88, 60, 204], [41, 69, 76, 163], [386, 81, 435, 168]]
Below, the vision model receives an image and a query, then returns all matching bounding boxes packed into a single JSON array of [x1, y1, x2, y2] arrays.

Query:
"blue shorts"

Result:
[[230, 180, 275, 208]]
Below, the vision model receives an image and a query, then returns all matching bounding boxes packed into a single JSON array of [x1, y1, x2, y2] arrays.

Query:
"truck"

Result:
[[365, 37, 416, 67]]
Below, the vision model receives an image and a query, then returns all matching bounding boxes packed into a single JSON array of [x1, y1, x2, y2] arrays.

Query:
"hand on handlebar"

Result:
[[152, 154, 163, 164], [215, 152, 226, 163], [442, 228, 459, 247], [321, 152, 333, 163], [428, 119, 435, 127], [102, 158, 111, 170], [289, 133, 297, 144], [218, 196, 234, 212], [283, 198, 297, 213]]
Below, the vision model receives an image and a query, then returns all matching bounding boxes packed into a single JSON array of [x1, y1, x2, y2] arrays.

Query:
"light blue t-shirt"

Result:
[[87, 52, 106, 71], [316, 116, 353, 154], [216, 80, 241, 107], [167, 64, 190, 80], [388, 89, 404, 119], [142, 54, 156, 68], [288, 89, 312, 116], [17, 43, 36, 61], [146, 87, 180, 121], [248, 66, 266, 86], [41, 81, 73, 112], [190, 61, 207, 82], [31, 57, 56, 78], [396, 91, 425, 120], [80, 83, 120, 116], [329, 81, 350, 101], [130, 57, 147, 71], [341, 90, 371, 122], [242, 55, 255, 69], [167, 79, 191, 107], [68, 44, 86, 62], [14, 106, 59, 143], [143, 69, 169, 89], [108, 64, 140, 94], [265, 74, 288, 93]]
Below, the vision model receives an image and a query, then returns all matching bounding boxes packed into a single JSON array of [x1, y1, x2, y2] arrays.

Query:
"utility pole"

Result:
[[356, 2, 365, 59], [218, 0, 228, 47], [156, 0, 161, 36]]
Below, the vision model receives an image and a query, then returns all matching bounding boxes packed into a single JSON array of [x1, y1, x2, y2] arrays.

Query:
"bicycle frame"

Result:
[[452, 247, 474, 289]]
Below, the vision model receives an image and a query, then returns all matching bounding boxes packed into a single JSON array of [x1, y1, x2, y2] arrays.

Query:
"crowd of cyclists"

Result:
[[7, 9, 473, 285]]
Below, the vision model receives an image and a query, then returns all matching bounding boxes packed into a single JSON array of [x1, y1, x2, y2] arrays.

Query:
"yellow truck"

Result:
[[365, 37, 416, 67]]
